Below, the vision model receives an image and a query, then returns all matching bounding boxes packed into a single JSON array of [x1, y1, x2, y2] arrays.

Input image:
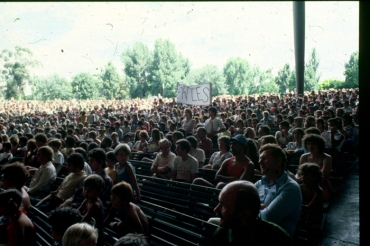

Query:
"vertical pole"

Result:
[[293, 1, 305, 96]]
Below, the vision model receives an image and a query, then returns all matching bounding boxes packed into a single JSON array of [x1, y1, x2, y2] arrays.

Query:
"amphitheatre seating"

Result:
[[138, 200, 218, 246], [136, 174, 220, 221], [28, 206, 54, 246], [130, 160, 153, 176], [29, 205, 119, 246]]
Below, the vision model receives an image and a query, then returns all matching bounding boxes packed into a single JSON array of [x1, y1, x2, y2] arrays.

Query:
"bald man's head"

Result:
[[214, 181, 260, 229]]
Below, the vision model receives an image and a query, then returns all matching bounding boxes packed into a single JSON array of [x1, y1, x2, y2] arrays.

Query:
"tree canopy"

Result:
[[0, 44, 358, 101]]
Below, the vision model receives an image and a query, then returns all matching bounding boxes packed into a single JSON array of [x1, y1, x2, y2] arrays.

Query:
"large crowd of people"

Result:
[[0, 87, 359, 245]]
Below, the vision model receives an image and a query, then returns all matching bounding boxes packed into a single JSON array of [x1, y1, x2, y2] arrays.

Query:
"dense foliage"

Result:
[[0, 43, 358, 100]]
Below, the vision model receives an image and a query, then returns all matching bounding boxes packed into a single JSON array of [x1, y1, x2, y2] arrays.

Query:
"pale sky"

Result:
[[0, 2, 358, 82]]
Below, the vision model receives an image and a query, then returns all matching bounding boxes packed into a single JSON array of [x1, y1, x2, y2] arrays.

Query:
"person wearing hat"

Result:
[[97, 126, 107, 142], [193, 134, 254, 189]]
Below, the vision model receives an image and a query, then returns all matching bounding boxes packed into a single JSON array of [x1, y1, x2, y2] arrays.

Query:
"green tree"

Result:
[[274, 63, 296, 94], [343, 51, 358, 88], [304, 48, 321, 91], [184, 64, 227, 96], [121, 42, 152, 99], [71, 72, 102, 100], [318, 78, 346, 90], [29, 74, 72, 100], [223, 57, 253, 95], [151, 39, 191, 98], [0, 46, 38, 99], [99, 62, 129, 99], [250, 67, 279, 95]]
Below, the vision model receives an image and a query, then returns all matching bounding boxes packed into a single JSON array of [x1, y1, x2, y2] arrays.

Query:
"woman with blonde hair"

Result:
[[62, 223, 98, 246]]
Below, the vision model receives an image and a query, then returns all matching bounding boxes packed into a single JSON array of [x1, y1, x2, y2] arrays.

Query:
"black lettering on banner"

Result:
[[196, 86, 202, 101], [202, 87, 210, 103], [191, 88, 197, 101], [182, 86, 187, 100]]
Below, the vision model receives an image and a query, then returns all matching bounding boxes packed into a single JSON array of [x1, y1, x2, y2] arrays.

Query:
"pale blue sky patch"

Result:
[[0, 2, 358, 82]]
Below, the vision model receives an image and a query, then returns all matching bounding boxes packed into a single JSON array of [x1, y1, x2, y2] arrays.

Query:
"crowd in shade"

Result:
[[0, 87, 359, 245]]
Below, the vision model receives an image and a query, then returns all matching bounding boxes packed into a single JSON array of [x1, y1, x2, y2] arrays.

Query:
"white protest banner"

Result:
[[176, 83, 212, 106]]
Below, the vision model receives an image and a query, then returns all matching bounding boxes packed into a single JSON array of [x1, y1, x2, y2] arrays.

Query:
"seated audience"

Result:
[[211, 181, 294, 245], [104, 182, 149, 238]]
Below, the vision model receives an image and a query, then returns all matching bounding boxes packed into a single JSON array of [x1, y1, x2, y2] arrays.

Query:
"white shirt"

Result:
[[204, 117, 225, 134]]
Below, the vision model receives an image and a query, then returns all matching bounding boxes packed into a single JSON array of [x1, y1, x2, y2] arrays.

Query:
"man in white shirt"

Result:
[[26, 146, 57, 200], [171, 139, 198, 183], [150, 139, 176, 179], [204, 107, 226, 140]]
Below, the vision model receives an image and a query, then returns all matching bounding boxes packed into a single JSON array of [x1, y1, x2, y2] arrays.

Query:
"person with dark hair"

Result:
[[304, 127, 321, 135], [204, 107, 226, 140], [275, 121, 293, 148], [78, 174, 106, 246], [35, 153, 87, 212], [88, 148, 113, 203], [321, 117, 345, 153], [48, 139, 65, 174], [211, 181, 293, 246], [297, 134, 332, 201], [255, 144, 302, 237], [0, 189, 36, 246], [0, 141, 12, 164], [48, 207, 82, 246], [186, 136, 205, 167], [286, 128, 305, 154], [196, 127, 213, 158], [61, 136, 76, 159], [100, 136, 113, 152], [104, 182, 148, 238], [296, 163, 324, 225], [1, 162, 30, 211], [105, 151, 117, 183], [259, 135, 278, 146], [171, 139, 198, 183], [75, 147, 93, 175], [132, 130, 148, 153]]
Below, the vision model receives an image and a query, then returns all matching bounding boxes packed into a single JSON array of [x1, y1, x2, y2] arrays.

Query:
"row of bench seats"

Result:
[[29, 199, 218, 246]]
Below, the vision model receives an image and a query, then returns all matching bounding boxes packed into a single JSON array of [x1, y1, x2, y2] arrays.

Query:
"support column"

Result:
[[293, 1, 305, 96]]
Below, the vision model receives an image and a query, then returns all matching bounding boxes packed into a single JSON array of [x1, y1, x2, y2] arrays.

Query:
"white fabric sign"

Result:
[[176, 83, 212, 106]]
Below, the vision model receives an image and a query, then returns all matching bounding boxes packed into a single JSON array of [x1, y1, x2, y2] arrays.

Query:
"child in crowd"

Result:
[[48, 139, 65, 174], [62, 223, 98, 246], [114, 144, 141, 202], [105, 151, 117, 183], [48, 207, 82, 246], [104, 182, 148, 238], [78, 174, 105, 246], [1, 162, 30, 211], [0, 189, 36, 246], [123, 134, 133, 149], [0, 142, 12, 164], [297, 163, 324, 225]]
